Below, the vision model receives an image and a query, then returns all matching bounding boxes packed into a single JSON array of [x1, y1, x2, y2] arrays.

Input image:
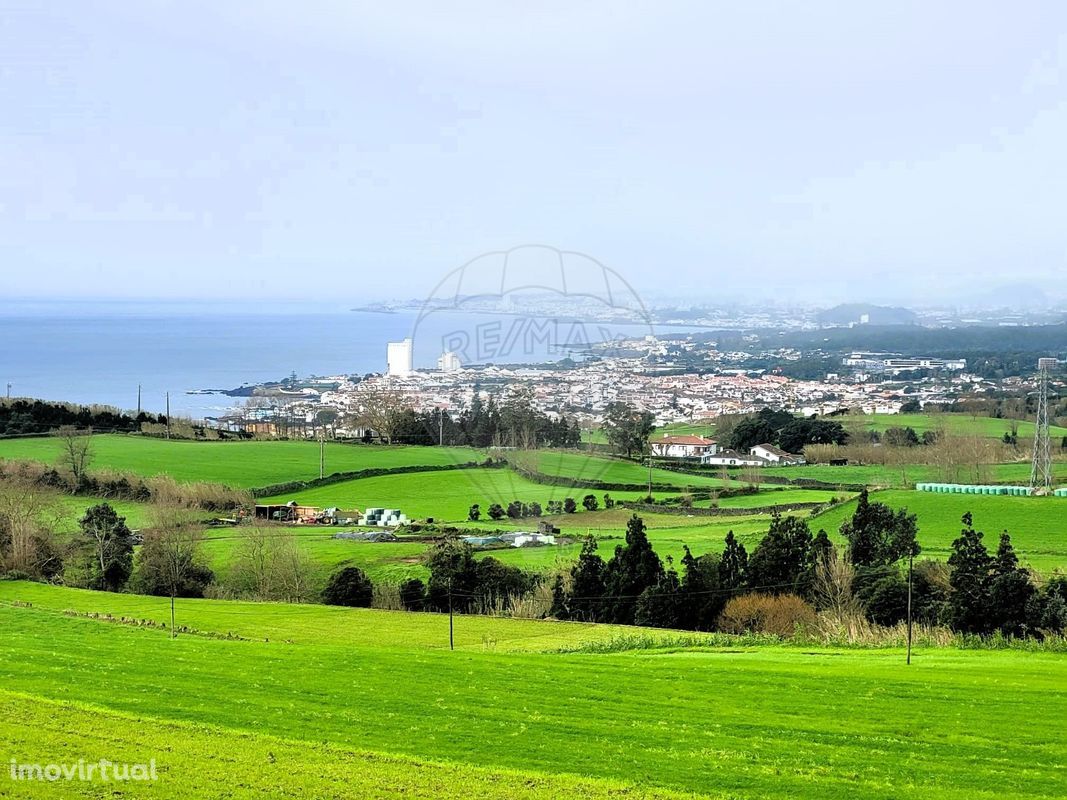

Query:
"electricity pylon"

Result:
[[1029, 357, 1058, 492]]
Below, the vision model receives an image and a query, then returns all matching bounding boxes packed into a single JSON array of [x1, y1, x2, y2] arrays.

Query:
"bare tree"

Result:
[[350, 385, 409, 444], [0, 485, 63, 577], [55, 425, 93, 488], [230, 527, 313, 602], [135, 504, 211, 597]]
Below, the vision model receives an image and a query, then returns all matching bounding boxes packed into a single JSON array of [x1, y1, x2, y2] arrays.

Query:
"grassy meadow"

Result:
[[842, 412, 1067, 440], [0, 434, 482, 488], [0, 584, 1064, 799]]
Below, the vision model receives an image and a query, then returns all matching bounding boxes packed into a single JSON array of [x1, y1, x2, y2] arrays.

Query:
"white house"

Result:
[[701, 449, 766, 467], [749, 443, 806, 466], [649, 434, 718, 459]]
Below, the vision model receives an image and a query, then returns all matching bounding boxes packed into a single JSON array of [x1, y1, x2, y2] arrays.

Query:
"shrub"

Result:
[[563, 497, 577, 514], [716, 593, 816, 637], [399, 578, 427, 611], [582, 494, 598, 511], [487, 503, 505, 521], [321, 567, 374, 607], [528, 502, 542, 517], [468, 504, 480, 521]]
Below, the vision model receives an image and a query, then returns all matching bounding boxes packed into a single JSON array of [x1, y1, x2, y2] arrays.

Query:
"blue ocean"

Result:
[[1, 301, 679, 420]]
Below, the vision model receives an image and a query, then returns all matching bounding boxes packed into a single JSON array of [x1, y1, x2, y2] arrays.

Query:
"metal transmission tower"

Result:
[[1029, 357, 1058, 492]]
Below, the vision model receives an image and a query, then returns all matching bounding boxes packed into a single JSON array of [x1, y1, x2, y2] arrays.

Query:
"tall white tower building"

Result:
[[386, 338, 413, 377], [437, 351, 461, 372]]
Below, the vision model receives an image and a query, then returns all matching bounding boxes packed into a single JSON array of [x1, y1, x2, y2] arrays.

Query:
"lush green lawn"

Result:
[[811, 490, 1067, 573], [260, 467, 652, 522], [0, 434, 482, 488], [761, 461, 1067, 489], [842, 412, 1067, 440], [528, 449, 726, 489], [0, 587, 1064, 799]]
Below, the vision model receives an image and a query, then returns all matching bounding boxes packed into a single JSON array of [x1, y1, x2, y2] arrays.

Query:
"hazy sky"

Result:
[[2, 2, 1066, 305]]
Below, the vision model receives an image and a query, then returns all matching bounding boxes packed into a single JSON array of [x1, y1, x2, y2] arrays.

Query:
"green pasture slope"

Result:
[[260, 467, 653, 522], [0, 583, 1065, 799], [0, 434, 482, 488], [812, 490, 1067, 573], [842, 412, 1067, 440]]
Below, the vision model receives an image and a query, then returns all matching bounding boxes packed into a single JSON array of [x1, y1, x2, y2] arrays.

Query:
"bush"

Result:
[[398, 578, 427, 611], [564, 497, 577, 514], [321, 567, 374, 607], [487, 503, 505, 520], [582, 494, 598, 511], [864, 574, 909, 626], [468, 504, 480, 521], [716, 593, 816, 637]]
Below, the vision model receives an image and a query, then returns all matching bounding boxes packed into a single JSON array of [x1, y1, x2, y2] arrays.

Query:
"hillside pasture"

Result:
[[0, 434, 483, 488], [0, 587, 1064, 799], [811, 489, 1067, 573]]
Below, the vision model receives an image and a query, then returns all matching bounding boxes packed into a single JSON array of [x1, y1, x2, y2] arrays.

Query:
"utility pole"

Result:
[[1030, 357, 1057, 493], [448, 577, 454, 651], [439, 412, 444, 446], [137, 384, 142, 416], [906, 550, 914, 665], [170, 595, 176, 640], [319, 429, 325, 480], [165, 393, 171, 440], [5, 383, 10, 399]]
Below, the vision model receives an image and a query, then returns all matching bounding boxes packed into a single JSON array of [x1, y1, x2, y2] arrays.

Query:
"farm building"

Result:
[[749, 444, 805, 465], [700, 449, 765, 467], [649, 434, 718, 459]]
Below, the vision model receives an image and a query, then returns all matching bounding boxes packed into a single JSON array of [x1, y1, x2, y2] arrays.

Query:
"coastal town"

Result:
[[217, 329, 986, 440]]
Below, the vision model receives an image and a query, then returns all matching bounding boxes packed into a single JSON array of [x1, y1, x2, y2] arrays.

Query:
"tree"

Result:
[[563, 497, 577, 514], [0, 486, 64, 579], [635, 566, 684, 629], [864, 573, 909, 625], [487, 503, 505, 520], [133, 507, 213, 598], [839, 489, 920, 569], [506, 500, 523, 519], [426, 539, 480, 613], [468, 504, 481, 521], [947, 513, 993, 633], [230, 527, 313, 602], [56, 425, 93, 488], [350, 385, 409, 444], [602, 402, 655, 458], [988, 532, 1034, 636], [718, 531, 748, 594], [78, 503, 134, 591], [559, 535, 607, 621], [899, 399, 922, 413], [728, 417, 777, 452], [582, 494, 599, 511], [746, 513, 815, 597], [679, 546, 725, 630], [399, 578, 427, 611], [528, 501, 542, 517], [883, 426, 920, 448], [321, 566, 374, 607], [601, 515, 664, 624]]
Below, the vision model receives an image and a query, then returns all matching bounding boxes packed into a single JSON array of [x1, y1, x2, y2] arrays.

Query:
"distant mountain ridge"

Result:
[[817, 303, 918, 326]]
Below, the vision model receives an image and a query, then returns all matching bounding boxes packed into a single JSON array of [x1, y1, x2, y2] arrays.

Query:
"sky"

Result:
[[2, 1, 1066, 306]]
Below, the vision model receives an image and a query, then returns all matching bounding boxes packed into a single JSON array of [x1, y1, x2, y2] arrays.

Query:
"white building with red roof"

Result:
[[649, 434, 718, 459]]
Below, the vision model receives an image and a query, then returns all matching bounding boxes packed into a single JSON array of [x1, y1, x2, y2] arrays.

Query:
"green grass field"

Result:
[[0, 583, 1064, 799], [528, 449, 726, 489], [0, 435, 482, 488], [842, 412, 1067, 440], [812, 490, 1067, 573], [260, 467, 653, 522]]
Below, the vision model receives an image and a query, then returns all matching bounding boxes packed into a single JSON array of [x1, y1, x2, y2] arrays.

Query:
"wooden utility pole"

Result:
[[170, 595, 176, 639], [906, 550, 914, 665], [319, 430, 325, 480], [448, 578, 454, 651], [165, 393, 171, 440], [5, 383, 10, 399], [439, 412, 444, 446], [137, 384, 142, 416]]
